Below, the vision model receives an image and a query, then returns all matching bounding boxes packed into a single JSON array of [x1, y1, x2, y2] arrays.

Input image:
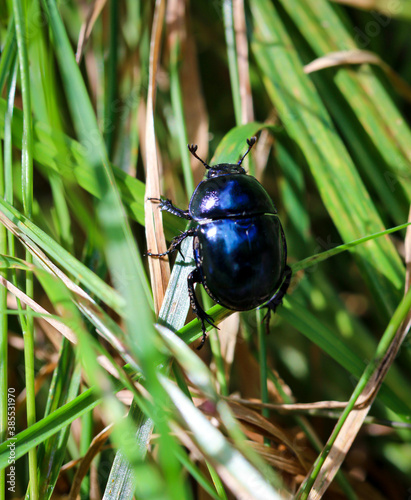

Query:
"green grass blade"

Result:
[[249, 0, 404, 319], [102, 405, 153, 500], [0, 17, 16, 94], [40, 0, 153, 321], [0, 198, 124, 312], [212, 122, 264, 163], [0, 387, 100, 470], [293, 222, 411, 273], [103, 236, 195, 499], [0, 98, 185, 240], [298, 285, 411, 498], [170, 40, 195, 196], [159, 324, 283, 488], [0, 48, 18, 500], [104, 0, 119, 159], [178, 218, 411, 415], [280, 0, 411, 203], [279, 303, 411, 416], [0, 129, 6, 500], [161, 377, 283, 500], [36, 340, 78, 499], [12, 0, 37, 494], [222, 0, 241, 125]]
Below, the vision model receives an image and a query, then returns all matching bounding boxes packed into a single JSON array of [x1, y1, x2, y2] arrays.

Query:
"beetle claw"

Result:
[[203, 313, 218, 330], [196, 313, 218, 350], [196, 311, 219, 351], [177, 246, 185, 259], [261, 306, 271, 335], [197, 311, 218, 333], [196, 332, 207, 350], [262, 265, 292, 334]]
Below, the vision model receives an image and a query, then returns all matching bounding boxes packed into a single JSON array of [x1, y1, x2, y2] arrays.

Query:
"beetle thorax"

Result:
[[189, 173, 277, 221], [206, 163, 246, 178]]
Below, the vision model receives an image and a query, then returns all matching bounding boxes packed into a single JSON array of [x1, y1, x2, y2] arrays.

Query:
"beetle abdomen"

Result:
[[195, 215, 285, 311]]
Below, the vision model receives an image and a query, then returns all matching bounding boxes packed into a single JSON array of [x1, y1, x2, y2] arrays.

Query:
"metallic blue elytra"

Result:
[[147, 137, 292, 349], [195, 216, 285, 311]]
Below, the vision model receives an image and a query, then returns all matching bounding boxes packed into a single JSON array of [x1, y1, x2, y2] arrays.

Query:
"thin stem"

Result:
[[104, 0, 119, 159], [0, 15, 17, 93], [222, 0, 242, 126], [0, 142, 6, 500], [257, 308, 270, 446], [170, 39, 195, 196], [202, 291, 228, 396], [0, 55, 18, 500], [12, 0, 37, 497]]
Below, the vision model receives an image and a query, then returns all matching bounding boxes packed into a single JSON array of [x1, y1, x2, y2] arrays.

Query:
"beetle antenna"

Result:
[[188, 144, 210, 169], [238, 136, 257, 166]]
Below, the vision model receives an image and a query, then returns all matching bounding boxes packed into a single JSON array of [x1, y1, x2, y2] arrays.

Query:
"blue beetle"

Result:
[[147, 137, 291, 348]]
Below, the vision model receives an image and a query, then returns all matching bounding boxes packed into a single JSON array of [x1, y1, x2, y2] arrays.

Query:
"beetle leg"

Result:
[[262, 265, 292, 334], [187, 268, 217, 349], [148, 197, 192, 220], [146, 229, 196, 257]]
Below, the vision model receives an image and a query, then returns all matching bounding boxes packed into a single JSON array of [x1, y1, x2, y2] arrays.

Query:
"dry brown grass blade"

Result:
[[227, 400, 310, 470], [233, 0, 254, 123], [0, 275, 78, 343], [68, 424, 113, 500], [228, 397, 349, 412], [304, 49, 411, 103], [307, 333, 409, 499], [234, 341, 325, 458], [212, 313, 239, 388], [37, 316, 65, 353], [0, 213, 134, 359], [305, 207, 411, 499], [167, 0, 185, 55], [170, 421, 266, 500], [76, 0, 108, 63], [248, 442, 305, 476], [160, 0, 209, 190], [145, 0, 170, 315], [255, 122, 275, 180], [0, 212, 96, 304]]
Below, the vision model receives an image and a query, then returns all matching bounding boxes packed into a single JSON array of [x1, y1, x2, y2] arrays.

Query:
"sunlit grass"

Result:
[[0, 0, 410, 498]]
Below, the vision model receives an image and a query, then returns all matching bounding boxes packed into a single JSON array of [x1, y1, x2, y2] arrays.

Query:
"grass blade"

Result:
[[249, 0, 404, 318]]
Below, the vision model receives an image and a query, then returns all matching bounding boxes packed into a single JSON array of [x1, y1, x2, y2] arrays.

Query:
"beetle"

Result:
[[147, 137, 292, 348]]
